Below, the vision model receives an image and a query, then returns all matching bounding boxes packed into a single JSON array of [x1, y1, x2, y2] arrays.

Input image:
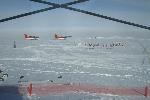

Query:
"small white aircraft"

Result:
[[24, 34, 39, 40]]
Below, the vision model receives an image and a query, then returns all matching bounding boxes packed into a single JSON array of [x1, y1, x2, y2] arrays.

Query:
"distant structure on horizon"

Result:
[[13, 40, 16, 48]]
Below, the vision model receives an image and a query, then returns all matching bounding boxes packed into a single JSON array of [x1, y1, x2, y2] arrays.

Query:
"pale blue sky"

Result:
[[0, 0, 150, 38]]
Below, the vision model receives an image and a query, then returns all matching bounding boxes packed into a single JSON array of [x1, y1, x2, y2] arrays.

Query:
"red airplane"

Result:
[[24, 34, 39, 40], [55, 34, 72, 40]]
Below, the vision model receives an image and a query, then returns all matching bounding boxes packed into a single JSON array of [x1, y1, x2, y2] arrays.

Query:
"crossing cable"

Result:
[[0, 0, 89, 23], [0, 0, 150, 30]]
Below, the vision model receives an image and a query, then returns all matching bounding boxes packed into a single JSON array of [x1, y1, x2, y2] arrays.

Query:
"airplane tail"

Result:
[[55, 34, 58, 39], [24, 34, 28, 38]]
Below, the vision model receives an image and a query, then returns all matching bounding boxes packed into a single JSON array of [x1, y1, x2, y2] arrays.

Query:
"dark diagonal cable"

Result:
[[0, 7, 56, 23], [64, 6, 150, 30]]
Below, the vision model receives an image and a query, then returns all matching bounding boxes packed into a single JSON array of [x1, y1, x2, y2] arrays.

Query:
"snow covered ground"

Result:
[[0, 35, 150, 100]]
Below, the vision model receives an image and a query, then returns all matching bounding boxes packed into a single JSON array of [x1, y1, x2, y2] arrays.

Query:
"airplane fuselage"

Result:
[[24, 34, 39, 40]]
